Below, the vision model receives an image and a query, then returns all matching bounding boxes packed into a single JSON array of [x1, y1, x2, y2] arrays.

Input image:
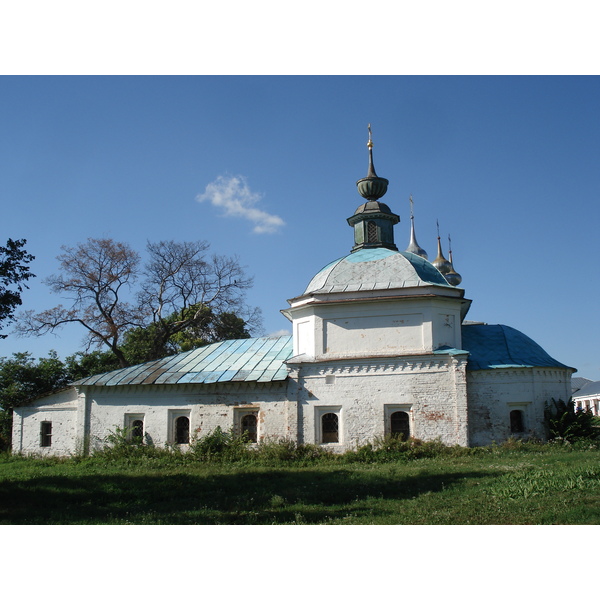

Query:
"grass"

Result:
[[1, 439, 599, 524]]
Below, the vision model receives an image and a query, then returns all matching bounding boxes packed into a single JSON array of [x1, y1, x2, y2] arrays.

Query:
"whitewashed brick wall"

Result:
[[292, 354, 469, 450], [467, 368, 572, 446], [12, 388, 79, 456]]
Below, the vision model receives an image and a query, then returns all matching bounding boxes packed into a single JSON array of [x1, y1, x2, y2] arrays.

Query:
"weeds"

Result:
[[61, 426, 600, 467], [2, 437, 599, 524]]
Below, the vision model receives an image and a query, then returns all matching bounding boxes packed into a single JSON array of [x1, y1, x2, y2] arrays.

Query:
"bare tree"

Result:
[[17, 238, 143, 367], [17, 237, 262, 367], [137, 240, 259, 359]]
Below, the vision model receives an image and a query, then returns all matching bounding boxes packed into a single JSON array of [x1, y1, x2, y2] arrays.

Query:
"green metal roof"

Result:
[[74, 336, 293, 387]]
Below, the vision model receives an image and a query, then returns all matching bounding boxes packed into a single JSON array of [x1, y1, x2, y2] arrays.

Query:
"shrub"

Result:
[[93, 426, 170, 462], [254, 438, 330, 463], [189, 426, 251, 461], [544, 398, 598, 442]]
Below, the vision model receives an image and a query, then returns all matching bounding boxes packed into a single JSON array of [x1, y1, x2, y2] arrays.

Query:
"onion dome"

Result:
[[445, 235, 462, 287], [432, 221, 453, 275], [405, 195, 428, 260], [348, 125, 399, 252]]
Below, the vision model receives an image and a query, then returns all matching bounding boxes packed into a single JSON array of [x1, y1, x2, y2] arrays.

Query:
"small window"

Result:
[[510, 410, 525, 433], [175, 416, 190, 444], [131, 419, 144, 442], [390, 411, 410, 440], [322, 412, 339, 443], [367, 221, 378, 243], [241, 414, 258, 443], [40, 421, 52, 447]]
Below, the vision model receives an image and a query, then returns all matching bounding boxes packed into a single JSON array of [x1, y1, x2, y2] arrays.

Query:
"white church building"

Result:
[[12, 136, 575, 455]]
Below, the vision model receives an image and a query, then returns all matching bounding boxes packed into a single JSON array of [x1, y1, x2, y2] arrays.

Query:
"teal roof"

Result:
[[461, 324, 572, 371], [304, 247, 451, 295], [74, 336, 294, 387]]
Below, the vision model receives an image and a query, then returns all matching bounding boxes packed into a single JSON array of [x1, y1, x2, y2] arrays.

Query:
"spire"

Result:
[[405, 195, 428, 260], [348, 125, 399, 252], [444, 235, 462, 287], [366, 124, 378, 178], [356, 124, 389, 201], [432, 220, 453, 275]]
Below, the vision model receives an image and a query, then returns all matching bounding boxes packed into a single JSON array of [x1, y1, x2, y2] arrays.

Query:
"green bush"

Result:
[[544, 398, 598, 442], [189, 426, 251, 461], [253, 438, 329, 463], [93, 426, 172, 462], [343, 436, 474, 463]]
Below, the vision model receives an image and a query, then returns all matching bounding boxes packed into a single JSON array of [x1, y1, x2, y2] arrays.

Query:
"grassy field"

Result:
[[1, 440, 599, 524]]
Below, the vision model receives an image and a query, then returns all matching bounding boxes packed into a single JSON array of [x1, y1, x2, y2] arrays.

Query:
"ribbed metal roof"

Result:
[[461, 324, 572, 371], [73, 324, 572, 388], [303, 247, 451, 295], [74, 336, 294, 387]]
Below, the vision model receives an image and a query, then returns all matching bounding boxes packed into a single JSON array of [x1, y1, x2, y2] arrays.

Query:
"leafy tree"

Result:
[[64, 350, 121, 381], [0, 351, 69, 413], [17, 238, 261, 367], [68, 306, 252, 367], [152, 305, 251, 357], [543, 398, 598, 442], [0, 238, 35, 338]]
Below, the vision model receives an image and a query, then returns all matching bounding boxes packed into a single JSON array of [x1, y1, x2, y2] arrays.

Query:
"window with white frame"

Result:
[[125, 414, 145, 442], [315, 407, 342, 444], [234, 408, 259, 443], [168, 410, 191, 444], [384, 404, 412, 439]]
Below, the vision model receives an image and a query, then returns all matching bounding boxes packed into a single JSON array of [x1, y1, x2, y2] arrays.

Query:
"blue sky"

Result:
[[1, 75, 599, 379]]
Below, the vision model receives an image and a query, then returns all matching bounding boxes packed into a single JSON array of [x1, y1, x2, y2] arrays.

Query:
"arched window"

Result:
[[175, 416, 190, 444], [510, 410, 524, 433], [390, 411, 410, 440], [131, 419, 144, 442], [367, 221, 378, 244], [322, 412, 339, 443], [241, 414, 258, 443]]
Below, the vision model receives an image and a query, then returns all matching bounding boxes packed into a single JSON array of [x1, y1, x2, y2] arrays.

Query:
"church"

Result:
[[12, 133, 575, 455]]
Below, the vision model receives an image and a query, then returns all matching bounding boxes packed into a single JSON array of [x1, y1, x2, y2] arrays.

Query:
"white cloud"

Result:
[[268, 329, 291, 338], [197, 175, 285, 234]]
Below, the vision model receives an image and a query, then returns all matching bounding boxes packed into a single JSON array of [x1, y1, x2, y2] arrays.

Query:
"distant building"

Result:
[[12, 132, 575, 455], [571, 377, 593, 394], [573, 381, 600, 416]]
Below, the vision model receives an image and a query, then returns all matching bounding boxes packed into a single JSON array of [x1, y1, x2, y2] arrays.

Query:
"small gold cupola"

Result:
[[432, 220, 453, 275]]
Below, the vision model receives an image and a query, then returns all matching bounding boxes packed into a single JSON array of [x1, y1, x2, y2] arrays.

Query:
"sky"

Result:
[[1, 75, 599, 379]]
